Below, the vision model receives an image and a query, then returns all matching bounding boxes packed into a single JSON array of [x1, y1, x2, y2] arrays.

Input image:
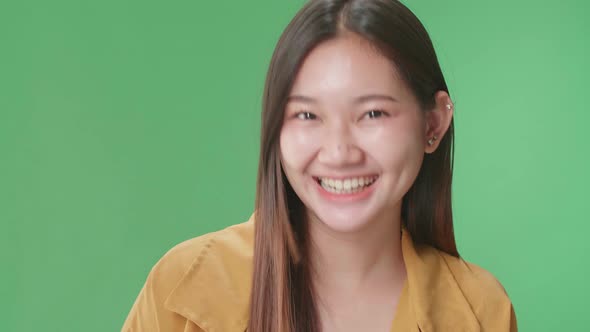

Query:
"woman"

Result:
[[122, 0, 517, 331]]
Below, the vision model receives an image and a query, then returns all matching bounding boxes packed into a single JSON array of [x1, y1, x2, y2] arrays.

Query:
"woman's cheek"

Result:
[[280, 125, 322, 168], [362, 123, 423, 168]]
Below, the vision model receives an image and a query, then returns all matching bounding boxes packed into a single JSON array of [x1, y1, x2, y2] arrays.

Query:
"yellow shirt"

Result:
[[122, 216, 517, 331]]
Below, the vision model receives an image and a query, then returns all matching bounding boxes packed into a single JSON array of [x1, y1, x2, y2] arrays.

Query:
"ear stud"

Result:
[[428, 135, 438, 146]]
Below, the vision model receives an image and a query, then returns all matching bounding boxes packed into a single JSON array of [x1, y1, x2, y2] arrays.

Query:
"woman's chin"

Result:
[[309, 210, 376, 234]]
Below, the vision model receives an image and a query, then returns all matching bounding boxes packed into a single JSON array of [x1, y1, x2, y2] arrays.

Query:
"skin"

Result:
[[279, 33, 453, 332]]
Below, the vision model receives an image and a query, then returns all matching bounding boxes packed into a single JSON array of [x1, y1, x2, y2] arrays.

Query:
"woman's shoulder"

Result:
[[402, 231, 517, 331], [122, 217, 255, 331], [429, 246, 517, 330], [437, 249, 512, 307], [146, 217, 256, 303], [405, 233, 511, 302], [155, 217, 255, 278]]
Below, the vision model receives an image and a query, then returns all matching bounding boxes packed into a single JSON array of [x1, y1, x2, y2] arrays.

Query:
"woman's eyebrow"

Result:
[[286, 94, 398, 104], [354, 94, 399, 104], [286, 95, 317, 104]]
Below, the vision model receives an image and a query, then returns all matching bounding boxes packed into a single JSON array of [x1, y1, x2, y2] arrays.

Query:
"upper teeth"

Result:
[[319, 176, 377, 191]]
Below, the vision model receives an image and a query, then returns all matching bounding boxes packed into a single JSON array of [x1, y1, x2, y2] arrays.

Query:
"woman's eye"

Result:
[[365, 110, 388, 119], [296, 112, 317, 120]]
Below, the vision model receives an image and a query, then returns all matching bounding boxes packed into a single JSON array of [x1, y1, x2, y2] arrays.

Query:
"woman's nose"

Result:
[[317, 124, 363, 166]]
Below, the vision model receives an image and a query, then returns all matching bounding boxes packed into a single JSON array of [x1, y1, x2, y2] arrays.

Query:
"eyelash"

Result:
[[295, 112, 317, 120], [292, 110, 389, 121], [364, 110, 389, 119]]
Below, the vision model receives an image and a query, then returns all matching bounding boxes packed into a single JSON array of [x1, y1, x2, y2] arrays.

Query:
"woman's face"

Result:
[[279, 35, 428, 233]]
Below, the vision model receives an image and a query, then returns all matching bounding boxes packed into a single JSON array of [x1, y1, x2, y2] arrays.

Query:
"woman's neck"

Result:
[[307, 209, 406, 298], [306, 209, 407, 331]]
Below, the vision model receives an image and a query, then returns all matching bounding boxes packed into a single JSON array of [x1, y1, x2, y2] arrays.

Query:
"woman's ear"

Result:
[[424, 90, 454, 154]]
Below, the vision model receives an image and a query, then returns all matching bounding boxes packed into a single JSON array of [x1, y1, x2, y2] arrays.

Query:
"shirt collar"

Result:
[[164, 217, 480, 332]]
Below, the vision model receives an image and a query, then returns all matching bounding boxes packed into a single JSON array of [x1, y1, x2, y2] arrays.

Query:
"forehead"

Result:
[[289, 34, 406, 99]]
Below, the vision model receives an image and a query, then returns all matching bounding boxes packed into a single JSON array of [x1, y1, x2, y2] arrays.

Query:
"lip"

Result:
[[312, 175, 378, 203]]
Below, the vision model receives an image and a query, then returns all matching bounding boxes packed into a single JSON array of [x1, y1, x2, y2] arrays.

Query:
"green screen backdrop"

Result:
[[2, 0, 588, 331]]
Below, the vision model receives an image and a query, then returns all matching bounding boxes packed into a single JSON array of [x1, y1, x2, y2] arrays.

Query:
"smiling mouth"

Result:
[[313, 175, 378, 194]]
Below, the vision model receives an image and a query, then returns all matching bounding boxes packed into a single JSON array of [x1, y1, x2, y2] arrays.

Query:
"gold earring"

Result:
[[428, 135, 438, 146]]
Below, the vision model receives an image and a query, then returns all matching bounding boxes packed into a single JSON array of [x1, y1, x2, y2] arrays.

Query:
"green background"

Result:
[[1, 0, 588, 331]]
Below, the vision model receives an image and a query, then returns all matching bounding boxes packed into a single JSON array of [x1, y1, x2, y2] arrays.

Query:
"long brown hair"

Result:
[[249, 1, 458, 331]]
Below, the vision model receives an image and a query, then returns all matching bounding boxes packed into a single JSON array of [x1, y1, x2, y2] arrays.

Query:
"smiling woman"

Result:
[[122, 1, 516, 331], [280, 35, 439, 236]]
